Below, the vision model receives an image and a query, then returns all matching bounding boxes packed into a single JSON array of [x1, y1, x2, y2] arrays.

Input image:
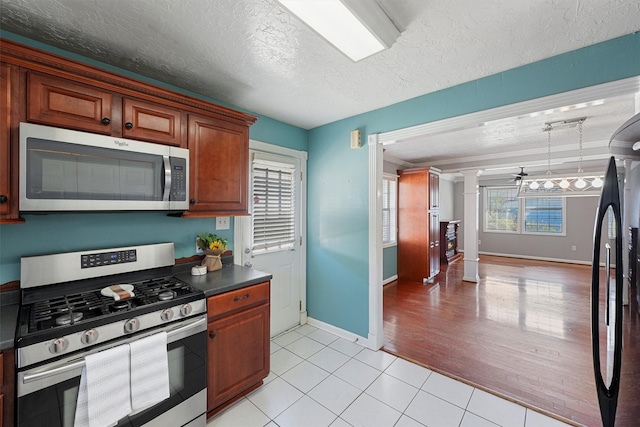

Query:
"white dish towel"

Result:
[[129, 332, 170, 412], [74, 344, 132, 427]]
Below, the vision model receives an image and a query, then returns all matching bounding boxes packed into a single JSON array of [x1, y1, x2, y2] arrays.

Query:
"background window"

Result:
[[484, 187, 519, 232], [484, 187, 566, 235], [382, 173, 397, 246], [251, 158, 296, 254], [524, 197, 564, 234]]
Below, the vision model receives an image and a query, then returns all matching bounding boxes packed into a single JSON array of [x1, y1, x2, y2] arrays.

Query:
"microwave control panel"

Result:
[[170, 157, 187, 201]]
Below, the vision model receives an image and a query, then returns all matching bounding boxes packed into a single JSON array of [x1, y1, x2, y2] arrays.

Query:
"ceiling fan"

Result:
[[510, 167, 528, 182]]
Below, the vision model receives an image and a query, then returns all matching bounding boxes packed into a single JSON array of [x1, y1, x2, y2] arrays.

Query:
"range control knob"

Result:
[[179, 304, 192, 317], [161, 309, 174, 322], [80, 329, 99, 345], [48, 337, 69, 354], [124, 318, 140, 334]]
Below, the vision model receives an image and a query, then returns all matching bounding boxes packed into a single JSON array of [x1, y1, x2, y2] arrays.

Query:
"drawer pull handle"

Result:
[[234, 293, 250, 302], [209, 331, 216, 339]]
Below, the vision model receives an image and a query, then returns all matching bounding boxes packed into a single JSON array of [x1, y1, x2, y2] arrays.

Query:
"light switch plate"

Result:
[[216, 216, 230, 230]]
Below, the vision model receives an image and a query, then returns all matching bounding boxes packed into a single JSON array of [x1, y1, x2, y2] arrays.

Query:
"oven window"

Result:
[[17, 331, 206, 427]]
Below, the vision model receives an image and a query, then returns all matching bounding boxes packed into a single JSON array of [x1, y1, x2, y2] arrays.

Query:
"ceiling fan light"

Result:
[[575, 178, 587, 189], [544, 180, 554, 189], [559, 179, 570, 189], [529, 181, 539, 190], [592, 177, 603, 188]]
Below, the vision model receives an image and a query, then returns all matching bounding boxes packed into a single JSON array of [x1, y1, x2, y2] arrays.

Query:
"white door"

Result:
[[239, 148, 304, 336]]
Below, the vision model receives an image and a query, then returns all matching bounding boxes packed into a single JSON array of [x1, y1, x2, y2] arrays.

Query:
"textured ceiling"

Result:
[[1, 0, 639, 173]]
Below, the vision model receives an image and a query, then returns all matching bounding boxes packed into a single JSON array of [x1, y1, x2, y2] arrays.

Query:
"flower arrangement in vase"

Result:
[[197, 233, 227, 271], [197, 233, 227, 255]]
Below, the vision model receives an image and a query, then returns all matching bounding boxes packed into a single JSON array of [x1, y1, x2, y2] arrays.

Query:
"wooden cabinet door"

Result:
[[188, 114, 248, 215], [207, 303, 270, 411], [430, 212, 440, 277], [122, 97, 186, 146], [0, 64, 11, 216], [429, 172, 440, 210], [27, 72, 113, 134]]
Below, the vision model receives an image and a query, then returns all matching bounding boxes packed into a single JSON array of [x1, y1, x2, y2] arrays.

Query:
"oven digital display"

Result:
[[81, 249, 137, 268]]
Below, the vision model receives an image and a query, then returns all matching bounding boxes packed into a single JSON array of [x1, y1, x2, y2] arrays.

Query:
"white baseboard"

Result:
[[477, 251, 591, 265], [306, 317, 374, 349], [383, 274, 398, 285]]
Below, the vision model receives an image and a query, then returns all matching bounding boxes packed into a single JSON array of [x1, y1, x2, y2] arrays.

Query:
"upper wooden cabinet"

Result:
[[429, 171, 440, 210], [0, 64, 12, 217], [27, 71, 114, 135], [0, 39, 257, 221], [122, 97, 185, 146], [28, 72, 187, 146], [186, 114, 249, 216]]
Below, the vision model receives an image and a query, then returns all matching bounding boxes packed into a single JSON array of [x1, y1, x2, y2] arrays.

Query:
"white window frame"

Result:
[[483, 186, 566, 236], [483, 186, 520, 234], [382, 173, 398, 248]]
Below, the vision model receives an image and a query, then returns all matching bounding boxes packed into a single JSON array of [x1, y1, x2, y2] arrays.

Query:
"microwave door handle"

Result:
[[162, 156, 171, 202]]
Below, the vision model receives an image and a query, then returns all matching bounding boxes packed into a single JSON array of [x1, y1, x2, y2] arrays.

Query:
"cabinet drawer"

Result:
[[208, 282, 269, 319], [0, 352, 3, 386]]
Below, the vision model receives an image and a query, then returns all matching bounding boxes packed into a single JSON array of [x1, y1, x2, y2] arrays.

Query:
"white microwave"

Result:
[[19, 122, 189, 212]]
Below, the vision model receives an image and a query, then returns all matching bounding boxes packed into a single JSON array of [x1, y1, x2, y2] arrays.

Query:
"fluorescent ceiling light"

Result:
[[277, 0, 400, 61]]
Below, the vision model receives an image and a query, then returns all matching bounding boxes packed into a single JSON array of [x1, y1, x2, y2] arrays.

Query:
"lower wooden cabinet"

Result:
[[206, 282, 270, 416], [0, 349, 15, 427]]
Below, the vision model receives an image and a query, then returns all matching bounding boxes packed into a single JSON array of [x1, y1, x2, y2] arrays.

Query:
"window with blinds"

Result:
[[251, 158, 296, 254], [382, 174, 397, 246]]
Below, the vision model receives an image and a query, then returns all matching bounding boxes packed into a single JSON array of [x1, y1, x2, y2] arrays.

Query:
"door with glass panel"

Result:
[[241, 150, 302, 336]]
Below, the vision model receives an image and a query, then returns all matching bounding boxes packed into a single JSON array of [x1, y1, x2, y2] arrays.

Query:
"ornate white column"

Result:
[[461, 169, 482, 282]]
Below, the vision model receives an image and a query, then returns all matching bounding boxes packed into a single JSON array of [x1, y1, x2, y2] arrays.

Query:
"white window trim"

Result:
[[483, 186, 520, 234], [483, 186, 567, 237], [382, 172, 398, 248]]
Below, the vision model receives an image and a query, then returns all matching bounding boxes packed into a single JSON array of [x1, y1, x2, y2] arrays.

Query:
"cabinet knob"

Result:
[[0, 195, 7, 203], [101, 117, 111, 125], [125, 122, 133, 129], [209, 331, 216, 339], [190, 199, 196, 205]]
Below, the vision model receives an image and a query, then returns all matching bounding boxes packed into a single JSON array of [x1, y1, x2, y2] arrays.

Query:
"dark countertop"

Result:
[[0, 291, 19, 351], [174, 262, 272, 298]]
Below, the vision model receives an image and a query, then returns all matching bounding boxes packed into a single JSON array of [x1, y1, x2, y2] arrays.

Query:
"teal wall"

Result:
[[0, 31, 307, 284], [383, 246, 397, 281], [306, 32, 640, 338]]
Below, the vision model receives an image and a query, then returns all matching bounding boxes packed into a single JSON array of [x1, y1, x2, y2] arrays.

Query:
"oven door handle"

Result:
[[22, 315, 207, 385], [22, 359, 85, 384]]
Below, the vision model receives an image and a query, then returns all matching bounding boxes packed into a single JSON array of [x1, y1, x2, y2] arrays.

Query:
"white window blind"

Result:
[[382, 174, 397, 245], [252, 158, 296, 254]]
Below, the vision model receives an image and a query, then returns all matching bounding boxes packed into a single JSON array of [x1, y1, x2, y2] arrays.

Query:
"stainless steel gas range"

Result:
[[14, 242, 207, 427]]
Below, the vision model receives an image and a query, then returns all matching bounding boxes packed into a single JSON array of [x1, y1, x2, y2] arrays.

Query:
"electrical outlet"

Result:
[[216, 216, 230, 230], [571, 245, 577, 251], [195, 236, 204, 255], [478, 240, 481, 245]]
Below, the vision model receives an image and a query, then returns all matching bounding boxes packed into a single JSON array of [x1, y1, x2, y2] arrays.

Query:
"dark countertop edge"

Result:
[[174, 262, 272, 298]]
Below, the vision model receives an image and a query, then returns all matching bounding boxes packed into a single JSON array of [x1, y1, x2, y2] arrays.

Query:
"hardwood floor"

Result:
[[382, 255, 640, 427]]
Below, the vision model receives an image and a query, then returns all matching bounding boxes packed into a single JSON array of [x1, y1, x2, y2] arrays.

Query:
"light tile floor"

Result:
[[207, 324, 572, 427]]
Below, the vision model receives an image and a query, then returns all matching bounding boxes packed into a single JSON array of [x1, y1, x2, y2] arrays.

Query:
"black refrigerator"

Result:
[[591, 112, 640, 426]]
